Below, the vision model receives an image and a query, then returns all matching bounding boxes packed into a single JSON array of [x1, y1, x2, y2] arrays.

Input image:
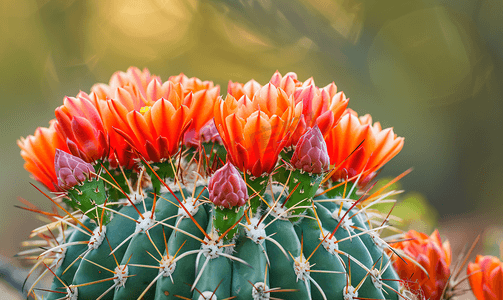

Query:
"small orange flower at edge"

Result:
[[392, 230, 452, 300], [467, 246, 503, 300]]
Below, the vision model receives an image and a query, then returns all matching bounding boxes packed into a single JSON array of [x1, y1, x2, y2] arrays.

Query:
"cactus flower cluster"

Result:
[[17, 66, 497, 300]]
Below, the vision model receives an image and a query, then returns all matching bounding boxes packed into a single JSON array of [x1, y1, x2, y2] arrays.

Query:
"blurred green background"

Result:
[[1, 0, 502, 296]]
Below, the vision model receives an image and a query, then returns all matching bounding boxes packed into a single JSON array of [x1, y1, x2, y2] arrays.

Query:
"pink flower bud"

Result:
[[290, 125, 330, 174], [55, 149, 95, 189], [209, 162, 248, 209]]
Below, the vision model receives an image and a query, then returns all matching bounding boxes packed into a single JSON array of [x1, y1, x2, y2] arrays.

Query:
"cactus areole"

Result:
[[18, 68, 410, 300]]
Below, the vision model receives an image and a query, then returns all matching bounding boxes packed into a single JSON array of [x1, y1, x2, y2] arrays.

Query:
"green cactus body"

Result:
[[46, 218, 96, 300], [232, 238, 269, 299], [245, 174, 269, 212], [146, 162, 176, 193], [98, 163, 135, 200], [314, 202, 386, 299], [31, 180, 406, 300], [71, 198, 153, 299], [296, 214, 347, 300], [286, 169, 323, 218], [155, 206, 209, 299], [213, 206, 244, 240], [194, 254, 233, 299], [314, 185, 402, 300], [112, 193, 180, 300], [66, 179, 110, 224], [185, 143, 226, 168], [265, 217, 311, 299]]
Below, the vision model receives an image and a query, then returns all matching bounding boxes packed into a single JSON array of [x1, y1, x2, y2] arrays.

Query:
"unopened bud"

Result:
[[209, 162, 248, 209], [290, 125, 329, 174], [55, 149, 95, 189]]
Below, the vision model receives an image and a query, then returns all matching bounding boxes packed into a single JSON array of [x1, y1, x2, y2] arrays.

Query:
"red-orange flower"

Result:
[[214, 83, 302, 177], [18, 120, 70, 191], [392, 230, 452, 300], [269, 70, 304, 96], [325, 110, 403, 184], [54, 93, 108, 163], [227, 71, 306, 100], [91, 67, 160, 101], [92, 68, 179, 166], [228, 71, 349, 148], [169, 73, 216, 95], [228, 79, 261, 100], [468, 253, 503, 299], [168, 73, 220, 135], [288, 83, 348, 146], [90, 68, 219, 166], [109, 80, 219, 163]]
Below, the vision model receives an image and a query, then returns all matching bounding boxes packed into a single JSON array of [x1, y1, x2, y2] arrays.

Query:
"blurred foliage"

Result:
[[482, 227, 503, 258], [2, 0, 503, 259]]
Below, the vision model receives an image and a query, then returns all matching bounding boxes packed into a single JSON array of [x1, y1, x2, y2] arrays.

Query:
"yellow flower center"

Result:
[[139, 106, 151, 114]]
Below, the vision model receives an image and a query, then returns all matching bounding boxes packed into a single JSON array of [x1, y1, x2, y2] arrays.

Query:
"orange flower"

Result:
[[93, 68, 177, 166], [18, 120, 70, 191], [228, 71, 348, 148], [356, 111, 404, 178], [169, 73, 220, 135], [180, 89, 220, 138], [91, 68, 219, 166], [468, 253, 503, 299], [325, 110, 403, 184], [392, 230, 452, 300], [110, 80, 218, 163], [288, 83, 348, 146], [54, 93, 108, 163], [269, 70, 304, 96], [91, 67, 160, 101], [214, 83, 302, 177], [228, 79, 261, 100], [169, 73, 217, 95], [227, 70, 307, 100]]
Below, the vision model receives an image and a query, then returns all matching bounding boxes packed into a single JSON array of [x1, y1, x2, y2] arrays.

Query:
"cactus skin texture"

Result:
[[19, 69, 407, 300], [37, 176, 403, 300]]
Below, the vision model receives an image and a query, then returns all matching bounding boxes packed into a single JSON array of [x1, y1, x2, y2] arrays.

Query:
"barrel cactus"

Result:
[[18, 68, 412, 300]]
